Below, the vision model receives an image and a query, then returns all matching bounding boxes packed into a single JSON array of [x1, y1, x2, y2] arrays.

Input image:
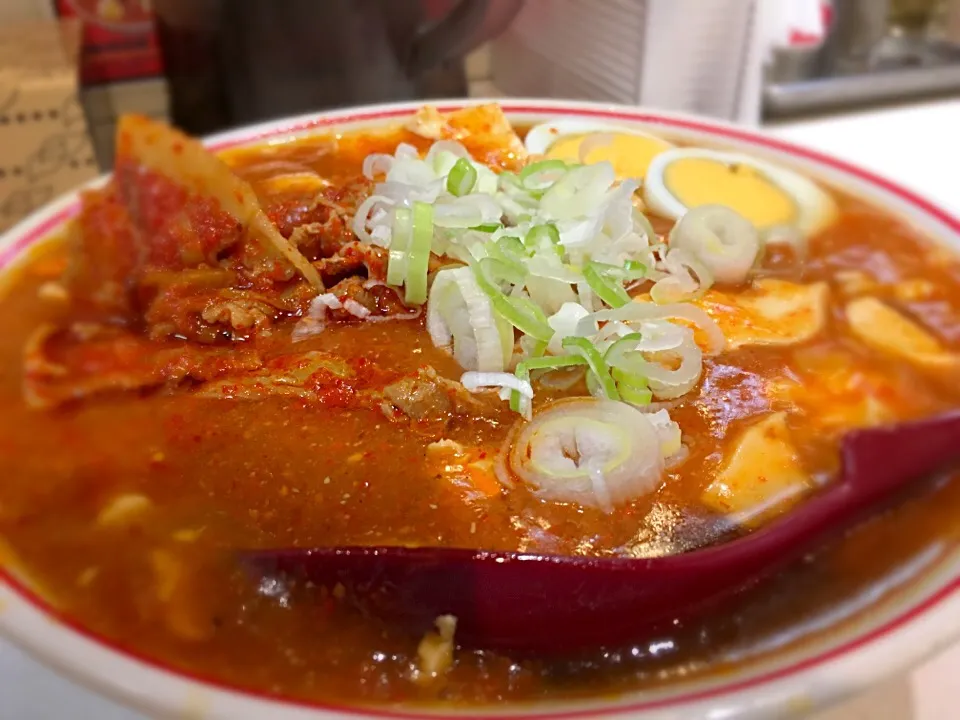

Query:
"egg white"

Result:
[[524, 118, 673, 159], [643, 148, 838, 237]]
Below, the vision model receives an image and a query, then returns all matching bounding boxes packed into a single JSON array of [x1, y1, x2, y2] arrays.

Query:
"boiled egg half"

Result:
[[644, 148, 838, 237], [524, 119, 674, 181]]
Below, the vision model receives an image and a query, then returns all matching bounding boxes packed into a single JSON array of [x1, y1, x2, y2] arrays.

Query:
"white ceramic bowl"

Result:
[[1, 99, 959, 720]]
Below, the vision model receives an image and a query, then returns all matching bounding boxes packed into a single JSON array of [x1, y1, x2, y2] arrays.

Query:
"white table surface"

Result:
[[2, 98, 960, 719]]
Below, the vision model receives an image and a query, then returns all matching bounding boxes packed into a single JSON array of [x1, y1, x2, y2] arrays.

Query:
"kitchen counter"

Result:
[[2, 98, 959, 719]]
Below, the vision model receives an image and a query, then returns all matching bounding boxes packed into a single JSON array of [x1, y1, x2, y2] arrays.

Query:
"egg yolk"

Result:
[[663, 157, 798, 228], [546, 132, 672, 179]]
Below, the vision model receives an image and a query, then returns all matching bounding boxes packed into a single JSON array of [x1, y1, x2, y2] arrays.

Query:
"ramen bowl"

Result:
[[1, 99, 959, 719]]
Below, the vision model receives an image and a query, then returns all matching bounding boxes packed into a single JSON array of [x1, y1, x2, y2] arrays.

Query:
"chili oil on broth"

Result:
[[0, 122, 959, 706]]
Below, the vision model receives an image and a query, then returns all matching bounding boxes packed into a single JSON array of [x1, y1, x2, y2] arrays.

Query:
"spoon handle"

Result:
[[672, 411, 960, 582], [843, 410, 960, 503]]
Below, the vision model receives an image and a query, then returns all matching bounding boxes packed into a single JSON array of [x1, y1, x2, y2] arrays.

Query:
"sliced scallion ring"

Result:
[[387, 207, 412, 287], [475, 256, 525, 290], [505, 398, 668, 512], [612, 368, 653, 406], [446, 157, 478, 197], [525, 337, 548, 358], [604, 330, 702, 401], [668, 204, 759, 285], [471, 222, 503, 233], [498, 170, 523, 192], [497, 235, 529, 265], [621, 259, 649, 280], [540, 163, 616, 220], [473, 260, 553, 342], [404, 201, 434, 305], [524, 223, 561, 250], [562, 336, 619, 400], [510, 355, 588, 414], [427, 266, 512, 372], [605, 333, 649, 376], [499, 296, 554, 341], [485, 242, 526, 275], [519, 159, 568, 192], [633, 208, 657, 244], [583, 261, 631, 308], [605, 334, 654, 406]]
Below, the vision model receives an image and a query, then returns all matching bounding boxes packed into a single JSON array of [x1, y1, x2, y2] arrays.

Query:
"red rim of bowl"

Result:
[[1, 102, 959, 719]]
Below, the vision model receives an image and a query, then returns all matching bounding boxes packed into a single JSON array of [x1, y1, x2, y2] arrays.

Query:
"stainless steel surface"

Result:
[[764, 0, 960, 117], [889, 0, 941, 34], [767, 46, 821, 84], [764, 61, 960, 116], [942, 0, 960, 44], [821, 0, 893, 74]]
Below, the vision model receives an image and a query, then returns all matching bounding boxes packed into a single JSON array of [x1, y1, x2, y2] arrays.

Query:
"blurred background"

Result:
[[0, 2, 958, 716], [1, 0, 959, 230], [1, 2, 958, 162]]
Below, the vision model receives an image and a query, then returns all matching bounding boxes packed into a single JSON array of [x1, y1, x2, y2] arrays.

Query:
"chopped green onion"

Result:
[[604, 333, 653, 405], [498, 171, 523, 191], [525, 337, 548, 358], [510, 355, 588, 412], [633, 208, 657, 244], [583, 261, 631, 308], [476, 256, 525, 290], [519, 159, 567, 182], [497, 235, 528, 262], [485, 243, 526, 275], [521, 354, 586, 374], [471, 222, 503, 233], [524, 223, 561, 250], [585, 370, 603, 399], [446, 158, 477, 197], [604, 333, 649, 376], [497, 295, 553, 341], [540, 163, 613, 221], [519, 159, 568, 190], [404, 201, 434, 305], [612, 367, 653, 405], [612, 366, 648, 386], [473, 259, 553, 341], [562, 336, 619, 400], [621, 259, 648, 280], [387, 207, 412, 287]]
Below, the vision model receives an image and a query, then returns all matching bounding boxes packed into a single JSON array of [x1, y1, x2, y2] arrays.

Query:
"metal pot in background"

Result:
[[818, 0, 892, 75], [933, 0, 960, 44], [764, 0, 960, 117]]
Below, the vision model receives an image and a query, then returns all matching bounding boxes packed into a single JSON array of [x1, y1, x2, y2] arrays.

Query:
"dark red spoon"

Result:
[[241, 412, 960, 655]]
